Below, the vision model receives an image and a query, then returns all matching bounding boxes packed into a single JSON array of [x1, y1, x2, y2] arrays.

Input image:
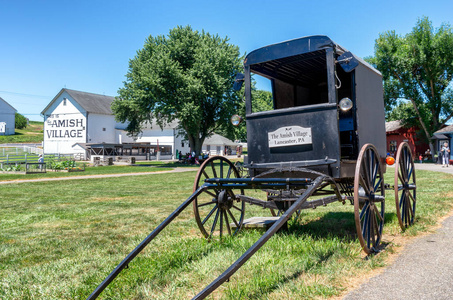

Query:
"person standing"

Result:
[[441, 142, 450, 167], [38, 154, 44, 170]]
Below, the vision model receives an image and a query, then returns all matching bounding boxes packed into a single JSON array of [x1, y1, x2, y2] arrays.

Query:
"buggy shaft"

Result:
[[86, 186, 206, 300]]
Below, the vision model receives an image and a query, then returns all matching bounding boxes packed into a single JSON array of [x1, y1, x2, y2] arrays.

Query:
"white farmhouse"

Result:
[[0, 97, 17, 136]]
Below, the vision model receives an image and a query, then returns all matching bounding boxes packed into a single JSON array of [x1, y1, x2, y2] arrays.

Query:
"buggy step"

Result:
[[233, 217, 280, 229]]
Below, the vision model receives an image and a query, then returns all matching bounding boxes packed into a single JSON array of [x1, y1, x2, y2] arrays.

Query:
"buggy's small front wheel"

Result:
[[394, 142, 417, 230], [193, 156, 245, 239], [354, 144, 385, 254]]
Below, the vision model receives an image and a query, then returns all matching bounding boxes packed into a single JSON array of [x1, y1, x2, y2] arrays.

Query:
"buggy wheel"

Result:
[[394, 142, 417, 230], [354, 144, 385, 254], [193, 156, 245, 239]]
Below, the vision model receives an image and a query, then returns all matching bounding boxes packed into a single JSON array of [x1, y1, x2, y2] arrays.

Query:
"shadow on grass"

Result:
[[274, 211, 398, 243]]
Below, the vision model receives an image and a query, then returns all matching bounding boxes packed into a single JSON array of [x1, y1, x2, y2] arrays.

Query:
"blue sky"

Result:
[[1, 0, 453, 121]]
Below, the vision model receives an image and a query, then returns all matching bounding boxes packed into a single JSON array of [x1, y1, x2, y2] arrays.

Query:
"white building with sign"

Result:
[[41, 89, 192, 159], [0, 97, 17, 136], [42, 88, 238, 160]]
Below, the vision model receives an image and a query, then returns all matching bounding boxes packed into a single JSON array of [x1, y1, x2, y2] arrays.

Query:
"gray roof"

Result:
[[65, 89, 115, 115], [0, 96, 17, 112], [204, 134, 237, 146], [42, 88, 115, 115], [385, 120, 403, 133], [434, 124, 453, 135]]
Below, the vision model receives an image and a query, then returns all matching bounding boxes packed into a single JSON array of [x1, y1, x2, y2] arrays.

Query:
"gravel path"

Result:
[[343, 163, 453, 300]]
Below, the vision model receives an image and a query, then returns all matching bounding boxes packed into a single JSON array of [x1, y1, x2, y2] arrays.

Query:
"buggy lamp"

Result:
[[339, 97, 353, 112], [230, 114, 243, 126]]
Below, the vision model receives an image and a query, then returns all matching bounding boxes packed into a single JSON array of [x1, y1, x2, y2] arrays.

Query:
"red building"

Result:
[[385, 120, 429, 158]]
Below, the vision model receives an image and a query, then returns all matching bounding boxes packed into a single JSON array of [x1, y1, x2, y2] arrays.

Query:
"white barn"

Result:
[[0, 97, 17, 136], [41, 88, 192, 159], [41, 88, 238, 160]]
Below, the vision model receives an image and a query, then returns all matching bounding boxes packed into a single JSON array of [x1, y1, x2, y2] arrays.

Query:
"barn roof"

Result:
[[204, 134, 237, 146], [434, 124, 453, 135], [42, 88, 115, 115], [65, 89, 114, 115], [385, 120, 403, 133]]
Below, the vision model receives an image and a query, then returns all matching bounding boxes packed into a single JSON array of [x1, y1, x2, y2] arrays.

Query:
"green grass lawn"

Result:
[[0, 121, 44, 143], [0, 162, 198, 181], [0, 169, 452, 299]]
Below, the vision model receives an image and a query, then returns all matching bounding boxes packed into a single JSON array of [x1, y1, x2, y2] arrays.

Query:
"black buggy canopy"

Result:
[[244, 35, 381, 79]]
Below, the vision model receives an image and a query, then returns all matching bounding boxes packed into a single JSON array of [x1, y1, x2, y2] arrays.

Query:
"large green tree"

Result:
[[367, 17, 453, 152], [112, 25, 243, 155]]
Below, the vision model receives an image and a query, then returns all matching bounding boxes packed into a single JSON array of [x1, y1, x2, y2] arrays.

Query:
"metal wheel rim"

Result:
[[193, 156, 245, 239], [354, 144, 385, 254], [394, 142, 416, 230]]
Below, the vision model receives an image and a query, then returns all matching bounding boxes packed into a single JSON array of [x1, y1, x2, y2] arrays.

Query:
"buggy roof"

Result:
[[244, 35, 380, 77]]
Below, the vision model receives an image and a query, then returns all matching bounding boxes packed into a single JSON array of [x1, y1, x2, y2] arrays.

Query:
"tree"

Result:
[[15, 113, 27, 129], [112, 25, 243, 155], [367, 17, 453, 153]]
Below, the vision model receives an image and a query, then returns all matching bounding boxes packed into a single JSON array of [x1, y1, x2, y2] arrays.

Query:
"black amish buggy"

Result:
[[87, 36, 417, 300]]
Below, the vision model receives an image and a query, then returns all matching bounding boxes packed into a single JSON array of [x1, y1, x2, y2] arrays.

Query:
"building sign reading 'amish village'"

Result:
[[268, 126, 312, 148], [46, 115, 85, 140]]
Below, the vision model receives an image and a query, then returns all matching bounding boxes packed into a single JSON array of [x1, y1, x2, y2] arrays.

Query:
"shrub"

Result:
[[15, 113, 28, 129]]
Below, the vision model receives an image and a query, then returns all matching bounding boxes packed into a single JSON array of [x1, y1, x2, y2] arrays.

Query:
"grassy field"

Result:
[[0, 121, 44, 143], [0, 161, 198, 181], [1, 168, 452, 299]]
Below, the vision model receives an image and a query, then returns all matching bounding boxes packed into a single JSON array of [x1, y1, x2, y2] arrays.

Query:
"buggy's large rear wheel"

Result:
[[354, 144, 385, 254], [394, 142, 417, 230], [193, 156, 245, 239]]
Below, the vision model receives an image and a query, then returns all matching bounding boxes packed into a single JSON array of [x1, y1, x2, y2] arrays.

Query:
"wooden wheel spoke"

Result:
[[220, 162, 224, 179], [366, 209, 372, 249], [210, 162, 217, 179], [361, 205, 370, 236], [202, 169, 210, 181], [202, 204, 218, 225], [374, 205, 384, 223], [374, 177, 382, 193], [399, 191, 405, 209], [408, 190, 416, 203], [407, 163, 414, 181], [198, 200, 217, 208], [226, 166, 232, 178], [370, 211, 376, 247], [203, 189, 218, 199], [359, 201, 370, 220], [219, 209, 223, 238], [210, 209, 220, 237], [398, 171, 405, 185], [224, 211, 232, 235], [407, 197, 415, 219], [373, 211, 382, 243], [359, 174, 371, 195], [363, 154, 371, 189], [232, 204, 243, 212], [370, 152, 378, 185], [227, 208, 240, 228]]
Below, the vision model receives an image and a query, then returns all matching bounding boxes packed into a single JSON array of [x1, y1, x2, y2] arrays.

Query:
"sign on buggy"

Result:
[[268, 126, 312, 148]]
